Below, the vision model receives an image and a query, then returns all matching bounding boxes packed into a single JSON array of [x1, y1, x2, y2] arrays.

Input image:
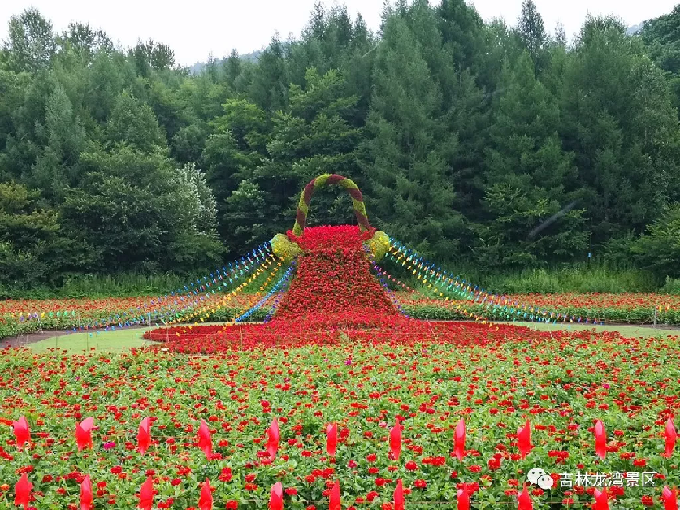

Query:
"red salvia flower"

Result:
[[594, 420, 606, 459], [663, 486, 678, 510], [267, 418, 280, 460], [199, 478, 213, 510], [518, 484, 533, 510], [394, 479, 405, 510], [517, 420, 532, 459], [270, 481, 283, 510], [326, 423, 337, 458], [457, 488, 470, 510], [329, 480, 341, 510], [80, 474, 93, 510], [137, 417, 151, 456], [14, 472, 32, 510], [138, 476, 155, 510], [390, 422, 402, 460], [593, 488, 610, 510], [76, 417, 94, 452], [664, 418, 676, 458], [12, 416, 30, 449], [198, 419, 212, 460], [454, 418, 466, 461]]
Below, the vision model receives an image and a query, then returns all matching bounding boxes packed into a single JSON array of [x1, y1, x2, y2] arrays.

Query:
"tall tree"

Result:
[[516, 0, 547, 73], [561, 16, 680, 248], [478, 52, 585, 267], [61, 145, 223, 273], [362, 10, 465, 259], [248, 36, 289, 112], [31, 82, 86, 201], [3, 8, 55, 73]]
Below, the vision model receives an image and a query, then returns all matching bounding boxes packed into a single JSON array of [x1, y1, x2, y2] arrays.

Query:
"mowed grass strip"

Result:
[[510, 320, 678, 338], [28, 327, 156, 353]]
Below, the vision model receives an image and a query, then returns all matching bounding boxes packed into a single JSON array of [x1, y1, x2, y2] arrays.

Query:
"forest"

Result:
[[2, 0, 680, 295]]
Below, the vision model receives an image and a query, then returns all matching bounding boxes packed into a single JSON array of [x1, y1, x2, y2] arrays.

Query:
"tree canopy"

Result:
[[1, 0, 680, 290]]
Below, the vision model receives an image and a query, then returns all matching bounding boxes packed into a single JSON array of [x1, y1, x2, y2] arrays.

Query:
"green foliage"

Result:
[[478, 52, 586, 268], [0, 182, 60, 290], [106, 92, 166, 152], [632, 203, 680, 279], [60, 145, 223, 273]]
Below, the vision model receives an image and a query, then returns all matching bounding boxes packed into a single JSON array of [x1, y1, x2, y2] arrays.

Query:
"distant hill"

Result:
[[188, 50, 263, 75], [627, 23, 643, 35]]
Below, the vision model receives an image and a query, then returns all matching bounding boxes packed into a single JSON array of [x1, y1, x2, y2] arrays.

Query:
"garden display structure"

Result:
[[5, 175, 680, 510], [144, 174, 595, 353]]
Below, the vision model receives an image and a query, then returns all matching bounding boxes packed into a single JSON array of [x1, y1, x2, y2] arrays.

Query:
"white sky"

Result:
[[0, 0, 677, 66]]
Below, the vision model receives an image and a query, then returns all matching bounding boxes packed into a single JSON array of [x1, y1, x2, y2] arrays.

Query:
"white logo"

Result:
[[527, 467, 554, 490]]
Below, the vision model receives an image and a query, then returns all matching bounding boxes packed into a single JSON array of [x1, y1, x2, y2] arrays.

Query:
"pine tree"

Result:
[[479, 52, 586, 267], [362, 11, 464, 259]]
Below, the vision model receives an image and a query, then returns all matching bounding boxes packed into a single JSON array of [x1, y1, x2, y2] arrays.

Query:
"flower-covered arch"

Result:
[[270, 174, 390, 262]]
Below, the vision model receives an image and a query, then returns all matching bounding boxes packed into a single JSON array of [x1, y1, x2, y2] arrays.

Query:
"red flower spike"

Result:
[[267, 418, 280, 460], [199, 478, 213, 510], [12, 416, 30, 449], [663, 486, 678, 510], [594, 420, 606, 459], [518, 484, 532, 510], [517, 420, 532, 459], [76, 417, 94, 451], [329, 480, 341, 510], [390, 422, 402, 460], [394, 479, 405, 510], [326, 423, 337, 457], [593, 488, 609, 510], [138, 476, 154, 510], [14, 472, 32, 510], [80, 474, 93, 510], [664, 418, 676, 458], [137, 417, 151, 456], [198, 419, 212, 460], [457, 488, 470, 510], [454, 418, 466, 461], [270, 481, 283, 510]]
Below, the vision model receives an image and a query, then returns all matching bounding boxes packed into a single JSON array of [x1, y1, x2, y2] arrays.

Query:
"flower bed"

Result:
[[1, 326, 678, 509], [397, 293, 680, 325]]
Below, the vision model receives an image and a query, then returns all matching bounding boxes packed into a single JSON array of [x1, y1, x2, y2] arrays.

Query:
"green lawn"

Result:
[[27, 320, 677, 353], [509, 320, 678, 338], [29, 327, 157, 353]]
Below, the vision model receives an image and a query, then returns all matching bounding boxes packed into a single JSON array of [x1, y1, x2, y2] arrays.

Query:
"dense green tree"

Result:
[[632, 203, 680, 279], [361, 10, 465, 259], [248, 36, 289, 112], [560, 16, 680, 248], [31, 82, 86, 201], [106, 92, 166, 152], [61, 145, 222, 273], [640, 6, 680, 111], [3, 8, 55, 73], [0, 182, 60, 291], [516, 0, 547, 73], [478, 53, 586, 268]]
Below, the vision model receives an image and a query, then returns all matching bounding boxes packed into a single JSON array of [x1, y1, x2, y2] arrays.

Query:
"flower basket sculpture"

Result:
[[270, 174, 390, 262]]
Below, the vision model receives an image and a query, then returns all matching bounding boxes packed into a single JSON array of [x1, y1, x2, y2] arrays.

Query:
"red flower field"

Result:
[[1, 225, 679, 509], [1, 324, 679, 509]]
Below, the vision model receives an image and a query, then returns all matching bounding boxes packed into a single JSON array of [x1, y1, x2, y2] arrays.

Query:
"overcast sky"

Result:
[[1, 0, 678, 66]]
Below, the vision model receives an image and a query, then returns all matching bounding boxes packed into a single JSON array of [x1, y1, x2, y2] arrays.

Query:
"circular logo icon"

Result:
[[527, 467, 554, 490]]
